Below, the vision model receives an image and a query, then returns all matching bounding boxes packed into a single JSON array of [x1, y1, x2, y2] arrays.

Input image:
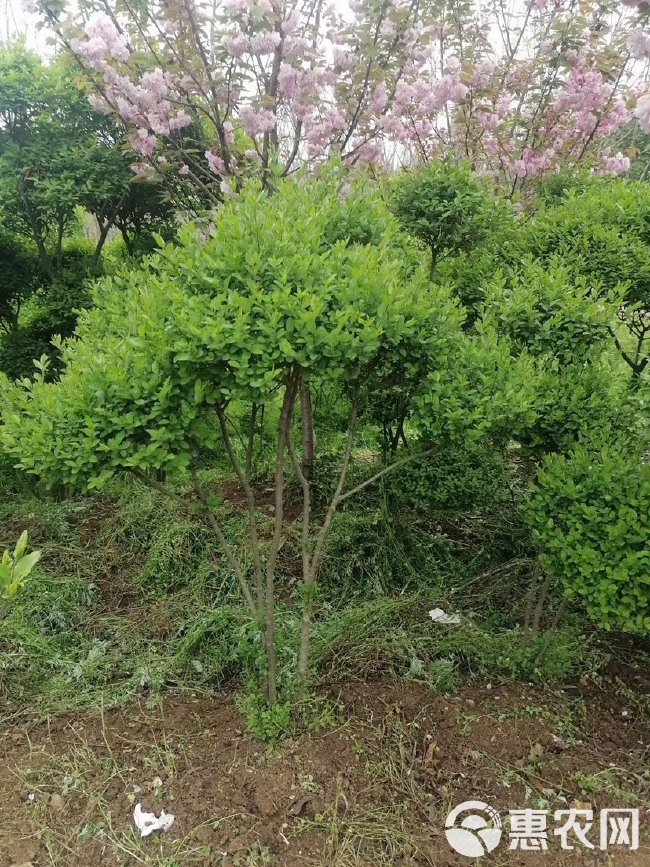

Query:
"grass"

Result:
[[300, 715, 437, 867], [0, 474, 614, 727], [0, 455, 647, 741]]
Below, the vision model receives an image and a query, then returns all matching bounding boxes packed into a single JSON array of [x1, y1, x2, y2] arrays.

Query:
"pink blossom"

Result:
[[74, 36, 107, 64], [369, 83, 388, 114], [333, 48, 356, 71], [278, 63, 298, 100], [285, 37, 310, 56], [281, 11, 300, 35], [179, 164, 190, 175], [79, 13, 130, 64], [169, 110, 192, 130], [132, 129, 157, 156], [115, 97, 144, 125], [220, 179, 235, 197], [293, 102, 314, 121], [634, 93, 650, 133], [483, 135, 499, 155], [205, 150, 225, 174], [495, 95, 511, 117], [355, 141, 383, 163], [445, 55, 461, 73], [223, 35, 248, 57], [251, 32, 281, 54], [472, 59, 494, 88], [394, 80, 415, 110], [476, 110, 498, 131], [602, 152, 630, 175], [628, 30, 650, 60], [138, 69, 168, 108], [240, 107, 276, 137]]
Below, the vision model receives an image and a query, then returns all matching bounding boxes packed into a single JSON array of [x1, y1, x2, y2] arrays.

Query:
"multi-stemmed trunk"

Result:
[[133, 366, 431, 705]]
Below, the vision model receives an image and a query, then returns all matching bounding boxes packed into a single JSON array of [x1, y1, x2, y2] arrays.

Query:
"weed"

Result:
[[239, 688, 293, 741], [455, 712, 477, 736], [426, 657, 460, 692], [486, 700, 586, 746], [573, 769, 650, 807]]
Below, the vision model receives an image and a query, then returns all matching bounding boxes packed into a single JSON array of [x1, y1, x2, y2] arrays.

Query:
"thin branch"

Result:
[[337, 447, 435, 504], [189, 462, 257, 619], [287, 427, 310, 590], [308, 397, 359, 580], [127, 467, 185, 503], [216, 404, 265, 615], [264, 371, 299, 702]]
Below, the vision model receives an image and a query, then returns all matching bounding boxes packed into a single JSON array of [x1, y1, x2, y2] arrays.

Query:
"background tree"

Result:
[[0, 41, 127, 279], [0, 40, 182, 378], [34, 0, 643, 204], [0, 229, 44, 334]]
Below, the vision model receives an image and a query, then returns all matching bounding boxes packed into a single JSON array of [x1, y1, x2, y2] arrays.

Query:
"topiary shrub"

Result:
[[482, 259, 630, 459], [525, 444, 650, 635], [523, 180, 650, 381], [389, 157, 495, 278]]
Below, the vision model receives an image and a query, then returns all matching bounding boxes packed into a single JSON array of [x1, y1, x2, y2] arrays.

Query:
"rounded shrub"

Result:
[[525, 444, 650, 635]]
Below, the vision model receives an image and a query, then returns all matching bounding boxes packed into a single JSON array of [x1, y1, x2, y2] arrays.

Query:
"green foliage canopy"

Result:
[[526, 444, 650, 635], [389, 158, 495, 277]]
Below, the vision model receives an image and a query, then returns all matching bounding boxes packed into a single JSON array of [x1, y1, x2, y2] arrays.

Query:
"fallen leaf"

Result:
[[528, 742, 544, 761], [287, 793, 311, 817], [48, 793, 64, 811], [424, 740, 440, 769]]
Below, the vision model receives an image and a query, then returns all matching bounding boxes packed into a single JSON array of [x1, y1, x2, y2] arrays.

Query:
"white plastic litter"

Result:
[[133, 802, 175, 838], [428, 607, 461, 624]]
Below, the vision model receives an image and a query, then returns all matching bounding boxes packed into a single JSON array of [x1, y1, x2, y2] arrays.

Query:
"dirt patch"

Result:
[[0, 673, 648, 866], [220, 478, 303, 524]]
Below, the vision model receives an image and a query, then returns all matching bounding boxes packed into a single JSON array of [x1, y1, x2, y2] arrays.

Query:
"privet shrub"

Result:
[[389, 158, 495, 277], [389, 441, 508, 514], [482, 260, 628, 458], [0, 173, 539, 706], [523, 181, 650, 381], [525, 180, 650, 285], [525, 445, 650, 635]]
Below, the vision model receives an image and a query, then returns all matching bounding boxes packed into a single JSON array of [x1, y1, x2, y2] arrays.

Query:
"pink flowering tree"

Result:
[[37, 0, 646, 204], [625, 0, 650, 134]]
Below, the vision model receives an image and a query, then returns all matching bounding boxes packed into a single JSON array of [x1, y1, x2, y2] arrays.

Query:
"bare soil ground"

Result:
[[1, 671, 648, 867]]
